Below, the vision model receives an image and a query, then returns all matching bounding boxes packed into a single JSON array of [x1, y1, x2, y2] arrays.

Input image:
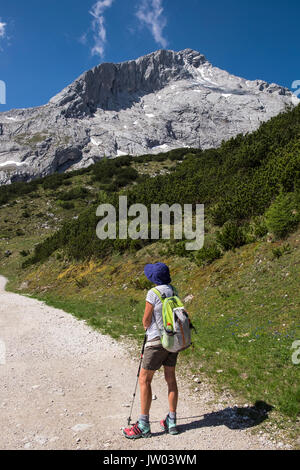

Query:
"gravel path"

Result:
[[0, 275, 276, 450]]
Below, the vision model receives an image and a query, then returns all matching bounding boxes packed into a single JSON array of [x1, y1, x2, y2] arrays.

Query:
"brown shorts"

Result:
[[142, 342, 178, 371]]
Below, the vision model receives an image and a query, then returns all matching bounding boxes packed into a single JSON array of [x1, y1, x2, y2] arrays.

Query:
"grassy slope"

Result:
[[0, 137, 299, 445], [1, 202, 299, 443]]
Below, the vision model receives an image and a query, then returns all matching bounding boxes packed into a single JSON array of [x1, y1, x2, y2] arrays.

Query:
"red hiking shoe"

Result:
[[123, 421, 151, 440]]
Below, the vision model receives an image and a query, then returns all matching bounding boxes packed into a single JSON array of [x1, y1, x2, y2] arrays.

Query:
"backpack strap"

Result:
[[151, 286, 178, 301], [150, 288, 164, 338], [151, 287, 164, 303], [170, 284, 178, 296]]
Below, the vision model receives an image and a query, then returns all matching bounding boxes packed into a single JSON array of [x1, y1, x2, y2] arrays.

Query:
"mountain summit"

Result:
[[0, 49, 298, 184]]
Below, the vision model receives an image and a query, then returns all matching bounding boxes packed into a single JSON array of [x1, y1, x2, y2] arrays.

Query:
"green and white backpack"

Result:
[[151, 286, 194, 353]]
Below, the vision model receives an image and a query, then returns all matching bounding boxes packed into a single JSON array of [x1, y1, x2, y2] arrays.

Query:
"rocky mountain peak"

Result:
[[49, 49, 208, 118], [0, 49, 298, 185]]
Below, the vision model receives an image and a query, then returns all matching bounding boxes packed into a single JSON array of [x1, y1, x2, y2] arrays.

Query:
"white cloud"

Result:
[[79, 32, 88, 45], [0, 21, 6, 38], [89, 0, 114, 58], [136, 0, 168, 48]]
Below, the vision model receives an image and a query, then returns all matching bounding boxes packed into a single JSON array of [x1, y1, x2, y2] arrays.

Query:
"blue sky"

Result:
[[0, 0, 299, 111]]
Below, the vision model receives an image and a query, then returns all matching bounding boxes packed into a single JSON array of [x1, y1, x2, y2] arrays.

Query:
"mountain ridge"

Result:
[[0, 48, 298, 184]]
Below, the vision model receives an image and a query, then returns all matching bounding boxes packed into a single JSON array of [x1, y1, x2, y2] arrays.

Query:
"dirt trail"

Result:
[[0, 275, 276, 450]]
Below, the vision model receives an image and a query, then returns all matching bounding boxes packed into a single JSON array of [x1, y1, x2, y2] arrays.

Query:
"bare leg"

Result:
[[164, 366, 178, 413], [139, 368, 155, 415]]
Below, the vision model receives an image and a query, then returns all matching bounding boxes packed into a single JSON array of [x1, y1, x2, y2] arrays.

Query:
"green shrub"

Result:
[[153, 154, 168, 162], [131, 276, 153, 290], [272, 247, 283, 259], [115, 167, 139, 185], [99, 182, 119, 192], [195, 244, 222, 266], [75, 277, 89, 288], [265, 192, 300, 239], [19, 250, 30, 257], [216, 221, 247, 251], [164, 239, 195, 259], [42, 173, 70, 190], [168, 148, 198, 161], [59, 201, 75, 210], [271, 243, 292, 259], [134, 154, 153, 163], [57, 186, 90, 201], [91, 158, 138, 188], [114, 155, 132, 167], [244, 218, 268, 244], [30, 192, 40, 199], [168, 240, 190, 258], [0, 179, 41, 206], [252, 216, 269, 238], [210, 202, 232, 226]]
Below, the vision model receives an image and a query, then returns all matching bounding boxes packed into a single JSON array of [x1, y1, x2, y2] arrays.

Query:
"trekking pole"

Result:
[[127, 333, 147, 426]]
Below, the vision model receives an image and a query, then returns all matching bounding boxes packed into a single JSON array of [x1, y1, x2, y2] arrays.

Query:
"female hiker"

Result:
[[123, 262, 179, 439]]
